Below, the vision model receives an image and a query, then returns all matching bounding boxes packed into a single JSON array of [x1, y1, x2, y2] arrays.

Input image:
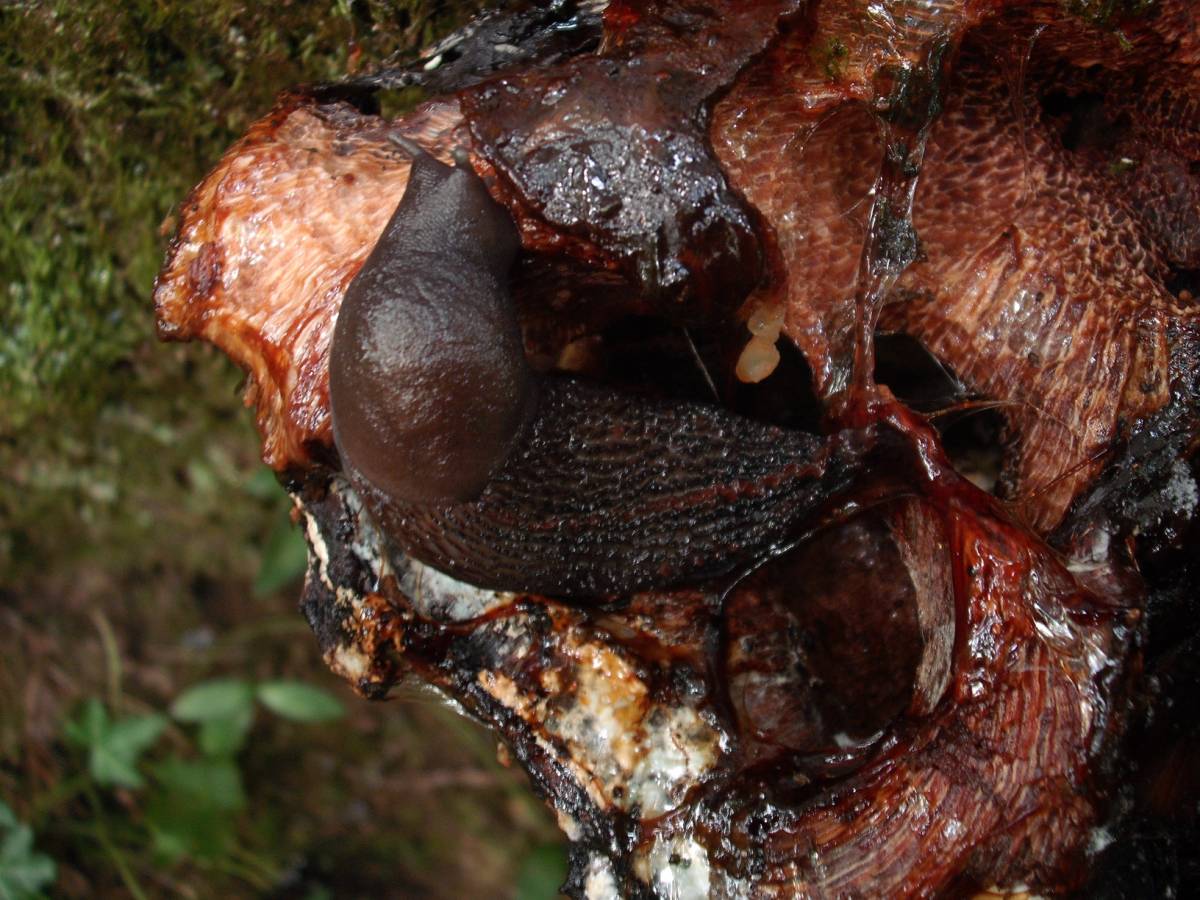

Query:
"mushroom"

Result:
[[154, 0, 1200, 895]]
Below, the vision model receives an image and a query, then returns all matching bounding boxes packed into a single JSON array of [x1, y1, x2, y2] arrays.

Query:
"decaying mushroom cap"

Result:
[[155, 1, 1200, 896]]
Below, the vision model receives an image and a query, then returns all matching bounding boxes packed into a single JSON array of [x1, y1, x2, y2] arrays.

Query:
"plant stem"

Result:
[[29, 773, 90, 826], [90, 608, 123, 711], [83, 784, 149, 900]]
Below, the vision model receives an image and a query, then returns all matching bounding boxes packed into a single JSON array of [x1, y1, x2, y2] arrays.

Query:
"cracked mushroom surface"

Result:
[[155, 1, 1199, 896]]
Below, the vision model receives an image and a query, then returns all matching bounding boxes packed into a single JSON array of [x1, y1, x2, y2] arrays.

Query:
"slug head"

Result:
[[329, 146, 533, 504]]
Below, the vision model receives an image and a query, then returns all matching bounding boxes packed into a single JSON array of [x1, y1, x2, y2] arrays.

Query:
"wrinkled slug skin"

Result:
[[359, 379, 847, 599], [330, 150, 844, 599]]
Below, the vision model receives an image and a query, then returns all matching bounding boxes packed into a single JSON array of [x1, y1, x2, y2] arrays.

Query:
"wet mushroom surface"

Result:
[[154, 1, 1200, 896]]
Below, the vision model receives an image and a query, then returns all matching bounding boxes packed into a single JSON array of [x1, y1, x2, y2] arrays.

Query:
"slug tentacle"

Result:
[[331, 144, 846, 599]]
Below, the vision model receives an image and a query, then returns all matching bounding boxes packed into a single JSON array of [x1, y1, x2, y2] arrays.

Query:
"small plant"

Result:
[[52, 677, 345, 894], [0, 802, 56, 900], [170, 677, 345, 756], [64, 700, 169, 790]]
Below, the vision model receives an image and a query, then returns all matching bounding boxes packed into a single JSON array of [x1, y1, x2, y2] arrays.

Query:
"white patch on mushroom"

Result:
[[325, 643, 375, 684], [545, 642, 720, 817], [1088, 825, 1114, 856], [637, 834, 711, 900], [584, 855, 620, 900], [555, 810, 582, 842], [400, 559, 514, 621], [1163, 457, 1198, 518], [626, 705, 720, 817]]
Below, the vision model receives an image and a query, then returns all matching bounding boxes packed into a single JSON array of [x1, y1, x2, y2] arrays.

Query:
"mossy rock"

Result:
[[0, 1, 480, 583]]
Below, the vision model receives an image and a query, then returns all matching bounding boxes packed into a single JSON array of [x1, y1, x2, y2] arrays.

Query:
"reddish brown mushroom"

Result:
[[155, 1, 1199, 895]]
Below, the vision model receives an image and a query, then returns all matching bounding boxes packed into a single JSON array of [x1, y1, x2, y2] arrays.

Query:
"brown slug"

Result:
[[329, 142, 848, 599]]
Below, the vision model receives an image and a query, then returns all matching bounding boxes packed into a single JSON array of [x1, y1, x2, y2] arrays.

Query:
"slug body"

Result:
[[330, 146, 847, 599]]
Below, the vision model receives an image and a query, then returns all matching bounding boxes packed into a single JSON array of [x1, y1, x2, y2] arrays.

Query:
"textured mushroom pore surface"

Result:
[[154, 1, 1200, 897]]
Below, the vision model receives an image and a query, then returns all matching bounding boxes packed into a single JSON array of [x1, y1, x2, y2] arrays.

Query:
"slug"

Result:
[[329, 141, 850, 599]]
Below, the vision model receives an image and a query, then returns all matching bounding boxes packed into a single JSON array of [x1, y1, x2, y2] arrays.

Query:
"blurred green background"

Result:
[[0, 1, 566, 896]]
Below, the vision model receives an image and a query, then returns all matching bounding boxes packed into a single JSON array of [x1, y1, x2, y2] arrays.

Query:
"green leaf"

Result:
[[255, 680, 345, 723], [170, 679, 254, 723], [63, 697, 107, 748], [0, 803, 57, 899], [515, 843, 568, 900], [146, 759, 245, 863], [153, 759, 245, 812], [65, 700, 167, 789], [197, 705, 255, 758], [244, 466, 282, 500], [93, 714, 169, 789], [147, 824, 190, 865], [254, 506, 308, 596]]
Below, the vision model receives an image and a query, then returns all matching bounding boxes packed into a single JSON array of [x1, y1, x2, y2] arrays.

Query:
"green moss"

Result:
[[0, 0, 475, 581], [1107, 155, 1140, 176], [811, 35, 849, 81], [1062, 0, 1157, 30], [1, 3, 565, 897]]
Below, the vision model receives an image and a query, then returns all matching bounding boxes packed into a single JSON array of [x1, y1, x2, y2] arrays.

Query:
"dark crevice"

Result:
[[873, 331, 1005, 492], [938, 408, 1007, 495], [874, 331, 968, 412], [544, 313, 825, 436], [726, 337, 824, 435], [1039, 89, 1129, 153], [1166, 267, 1200, 301]]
